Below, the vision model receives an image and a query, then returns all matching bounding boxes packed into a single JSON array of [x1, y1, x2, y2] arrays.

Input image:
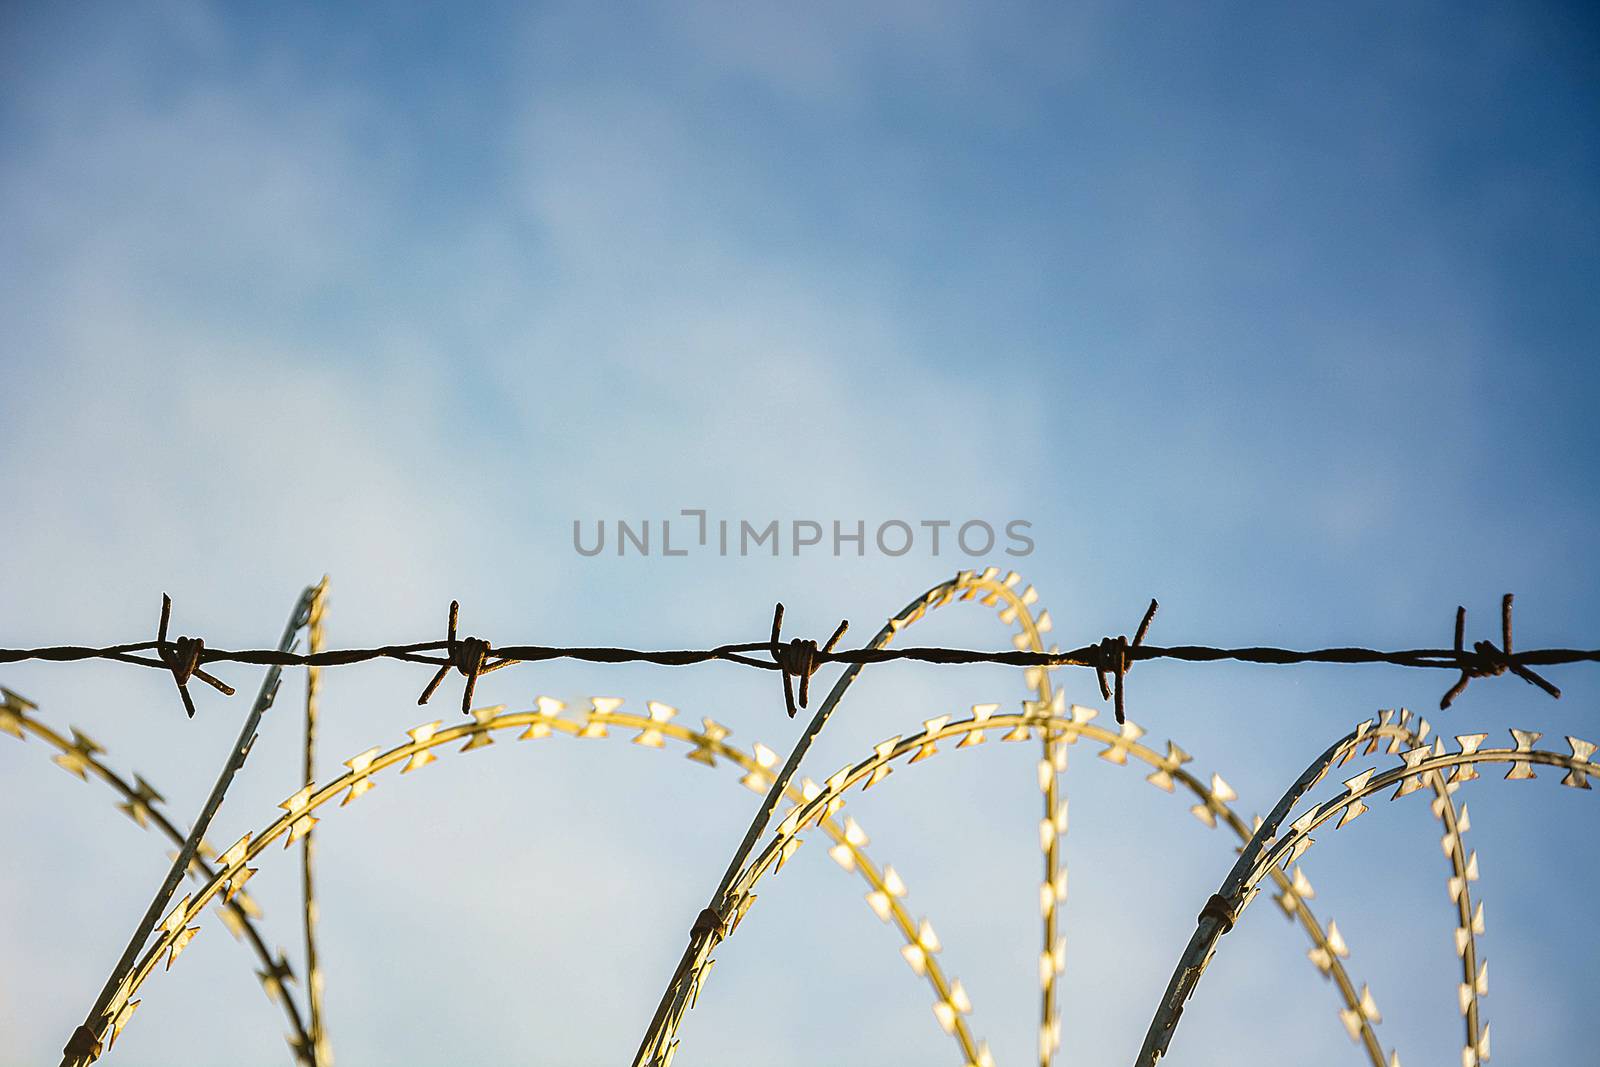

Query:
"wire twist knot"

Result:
[[452, 636, 492, 679], [162, 636, 204, 688], [1094, 599, 1158, 724], [418, 602, 510, 714], [769, 603, 849, 718], [1439, 594, 1560, 709], [155, 594, 234, 718]]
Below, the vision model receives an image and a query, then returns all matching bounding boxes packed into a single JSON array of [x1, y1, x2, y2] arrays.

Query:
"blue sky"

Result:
[[1, 3, 1597, 1065]]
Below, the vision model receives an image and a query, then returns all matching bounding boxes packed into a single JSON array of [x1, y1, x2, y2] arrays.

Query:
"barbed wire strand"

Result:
[[4, 592, 1593, 725]]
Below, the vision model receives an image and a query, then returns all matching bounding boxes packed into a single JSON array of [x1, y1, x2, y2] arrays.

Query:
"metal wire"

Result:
[[7, 569, 1595, 1067], [1136, 723, 1597, 1067], [36, 700, 995, 1063], [3, 577, 1591, 723], [0, 689, 314, 1059], [20, 568, 1382, 1067], [51, 697, 1435, 1067], [61, 585, 319, 1067], [301, 579, 330, 1067], [631, 571, 1030, 1067], [1346, 711, 1488, 1058]]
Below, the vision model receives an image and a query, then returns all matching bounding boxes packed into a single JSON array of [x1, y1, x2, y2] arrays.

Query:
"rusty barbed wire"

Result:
[[154, 595, 234, 718], [414, 600, 516, 715], [1440, 593, 1561, 709], [770, 602, 850, 717], [1092, 598, 1158, 724], [3, 582, 1594, 722]]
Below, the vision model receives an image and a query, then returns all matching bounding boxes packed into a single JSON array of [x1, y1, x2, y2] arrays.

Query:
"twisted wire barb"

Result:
[[4, 580, 1592, 722], [1092, 598, 1158, 725], [1441, 595, 1561, 709], [154, 594, 235, 717], [770, 603, 850, 718]]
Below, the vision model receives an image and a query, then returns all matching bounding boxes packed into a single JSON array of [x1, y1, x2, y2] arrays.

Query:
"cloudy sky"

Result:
[[1, 2, 1597, 1065]]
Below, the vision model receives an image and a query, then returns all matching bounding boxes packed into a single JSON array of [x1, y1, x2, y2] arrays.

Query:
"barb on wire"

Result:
[[155, 595, 234, 718], [1092, 598, 1158, 724], [415, 601, 515, 714], [1440, 594, 1561, 710], [1, 585, 1595, 719], [768, 603, 849, 718]]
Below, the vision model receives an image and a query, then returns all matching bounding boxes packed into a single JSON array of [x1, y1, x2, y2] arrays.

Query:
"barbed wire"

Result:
[[17, 567, 1596, 1067], [1, 588, 1594, 723]]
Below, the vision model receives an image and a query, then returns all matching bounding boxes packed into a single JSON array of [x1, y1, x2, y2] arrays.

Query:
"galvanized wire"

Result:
[[0, 690, 314, 1058]]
